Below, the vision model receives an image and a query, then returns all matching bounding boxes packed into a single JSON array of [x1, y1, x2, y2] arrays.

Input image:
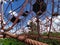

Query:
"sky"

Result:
[[0, 0, 60, 34]]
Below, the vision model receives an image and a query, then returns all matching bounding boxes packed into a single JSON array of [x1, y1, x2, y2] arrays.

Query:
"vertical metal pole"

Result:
[[0, 0, 6, 38], [36, 0, 42, 40], [48, 0, 54, 38], [0, 0, 4, 29], [36, 15, 40, 40], [1, 0, 4, 29]]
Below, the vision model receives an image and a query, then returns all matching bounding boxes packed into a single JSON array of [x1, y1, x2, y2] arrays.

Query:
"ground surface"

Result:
[[0, 38, 60, 45], [0, 38, 26, 45]]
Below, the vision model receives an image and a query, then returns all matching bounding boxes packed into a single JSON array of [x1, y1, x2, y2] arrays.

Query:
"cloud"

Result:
[[9, 10, 18, 16], [3, 0, 7, 4], [27, 20, 32, 25], [57, 15, 60, 19], [0, 0, 7, 4]]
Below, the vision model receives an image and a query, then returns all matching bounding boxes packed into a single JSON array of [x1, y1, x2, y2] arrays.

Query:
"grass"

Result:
[[39, 38, 60, 45], [28, 32, 60, 45], [0, 38, 60, 45], [28, 31, 38, 35], [0, 32, 60, 45], [42, 32, 60, 37], [0, 38, 26, 45]]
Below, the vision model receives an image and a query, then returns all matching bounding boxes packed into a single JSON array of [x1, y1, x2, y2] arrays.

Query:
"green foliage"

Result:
[[39, 38, 60, 45], [29, 22, 38, 35], [30, 22, 37, 31], [0, 38, 26, 45], [42, 32, 60, 36], [29, 31, 38, 35]]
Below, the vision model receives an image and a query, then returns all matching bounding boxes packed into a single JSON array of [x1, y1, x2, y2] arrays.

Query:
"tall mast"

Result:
[[0, 0, 4, 29]]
